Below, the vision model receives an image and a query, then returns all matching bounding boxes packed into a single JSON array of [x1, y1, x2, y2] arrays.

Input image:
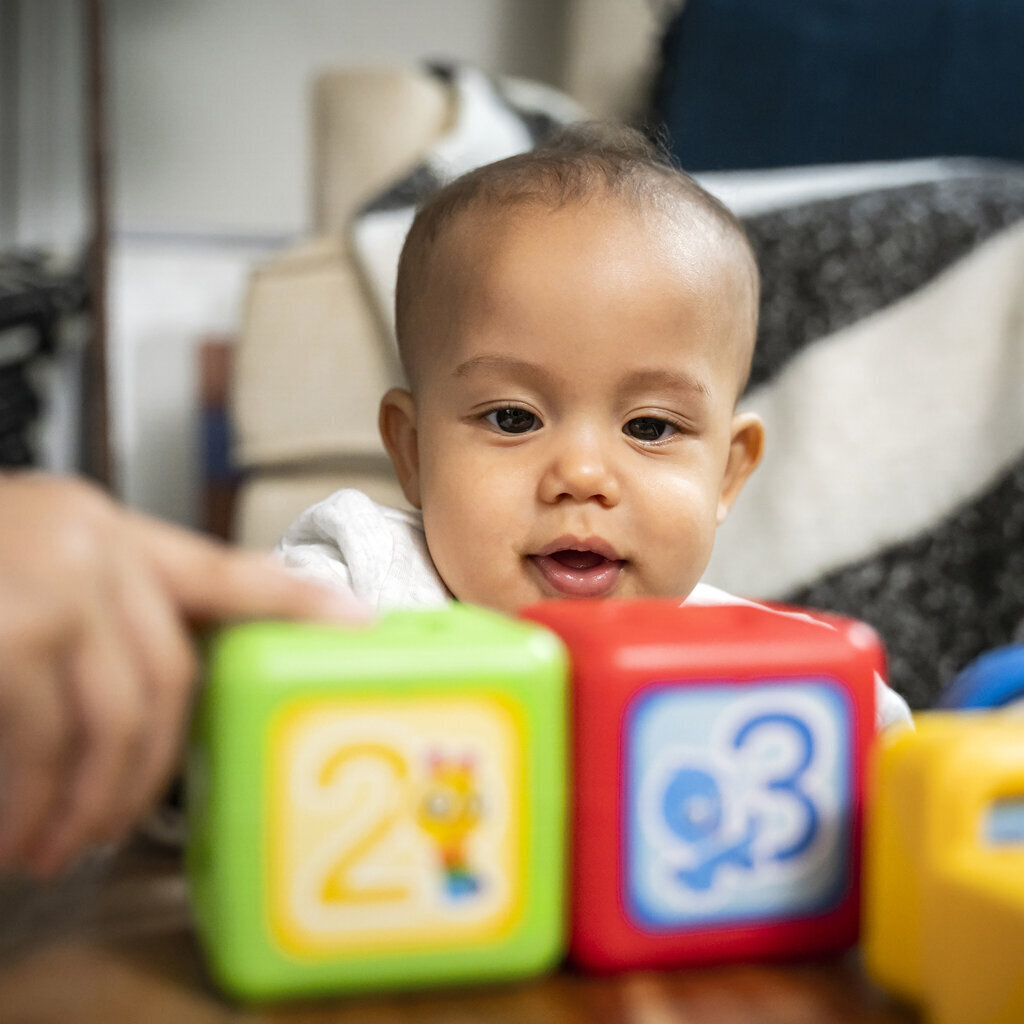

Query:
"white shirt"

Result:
[[280, 489, 912, 730]]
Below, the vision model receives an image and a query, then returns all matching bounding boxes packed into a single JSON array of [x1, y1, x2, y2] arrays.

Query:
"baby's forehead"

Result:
[[400, 186, 758, 385], [432, 192, 746, 284], [413, 200, 752, 369]]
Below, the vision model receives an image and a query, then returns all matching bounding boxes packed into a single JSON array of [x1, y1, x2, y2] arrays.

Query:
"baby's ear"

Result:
[[379, 388, 422, 508], [717, 411, 765, 524]]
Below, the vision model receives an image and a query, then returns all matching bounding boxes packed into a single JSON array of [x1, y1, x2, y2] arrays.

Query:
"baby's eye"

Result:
[[485, 407, 540, 434], [624, 417, 677, 443]]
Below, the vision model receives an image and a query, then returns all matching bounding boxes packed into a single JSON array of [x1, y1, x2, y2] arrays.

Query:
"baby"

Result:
[[283, 125, 761, 611], [280, 125, 910, 728]]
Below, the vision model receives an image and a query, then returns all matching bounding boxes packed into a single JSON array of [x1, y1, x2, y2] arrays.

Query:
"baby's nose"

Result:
[[538, 432, 621, 506]]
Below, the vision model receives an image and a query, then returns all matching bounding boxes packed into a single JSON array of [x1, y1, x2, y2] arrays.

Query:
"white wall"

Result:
[[108, 0, 568, 525], [110, 0, 566, 237]]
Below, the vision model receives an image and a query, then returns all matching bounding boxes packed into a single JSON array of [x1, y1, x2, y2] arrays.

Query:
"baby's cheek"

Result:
[[436, 566, 524, 616], [647, 503, 716, 591], [422, 510, 496, 604], [428, 521, 536, 615]]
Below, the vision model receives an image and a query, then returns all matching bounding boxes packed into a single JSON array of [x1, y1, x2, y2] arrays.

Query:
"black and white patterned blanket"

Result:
[[709, 171, 1024, 707]]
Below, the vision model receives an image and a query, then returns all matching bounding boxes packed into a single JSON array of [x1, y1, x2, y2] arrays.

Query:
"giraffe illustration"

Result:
[[416, 751, 485, 898]]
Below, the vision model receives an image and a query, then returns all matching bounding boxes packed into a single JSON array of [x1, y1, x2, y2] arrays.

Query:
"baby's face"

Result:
[[382, 198, 763, 615]]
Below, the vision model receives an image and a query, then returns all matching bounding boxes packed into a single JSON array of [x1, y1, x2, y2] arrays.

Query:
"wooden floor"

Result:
[[0, 840, 919, 1024]]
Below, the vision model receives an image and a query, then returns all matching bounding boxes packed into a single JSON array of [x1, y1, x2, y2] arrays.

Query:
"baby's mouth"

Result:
[[528, 540, 625, 599], [549, 550, 607, 571]]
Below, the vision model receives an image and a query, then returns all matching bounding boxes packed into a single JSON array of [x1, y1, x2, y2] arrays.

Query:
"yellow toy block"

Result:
[[864, 712, 1024, 1024]]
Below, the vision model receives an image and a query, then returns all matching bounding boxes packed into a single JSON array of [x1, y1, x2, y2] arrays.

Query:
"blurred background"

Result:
[[3, 0, 1024, 707], [2, 0, 620, 525]]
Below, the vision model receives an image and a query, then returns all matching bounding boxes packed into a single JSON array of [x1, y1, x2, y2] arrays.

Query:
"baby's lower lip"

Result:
[[528, 552, 625, 598]]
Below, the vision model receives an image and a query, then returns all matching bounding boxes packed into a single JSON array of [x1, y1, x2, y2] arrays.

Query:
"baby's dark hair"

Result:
[[395, 122, 759, 387]]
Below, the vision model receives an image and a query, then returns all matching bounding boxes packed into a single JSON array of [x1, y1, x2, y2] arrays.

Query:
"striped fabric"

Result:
[[708, 176, 1024, 708]]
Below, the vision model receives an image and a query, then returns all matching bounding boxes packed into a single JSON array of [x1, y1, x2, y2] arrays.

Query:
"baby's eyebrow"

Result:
[[618, 368, 713, 401], [452, 354, 547, 380]]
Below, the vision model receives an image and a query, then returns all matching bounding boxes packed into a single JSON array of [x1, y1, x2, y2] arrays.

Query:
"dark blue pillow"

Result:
[[652, 0, 1024, 170]]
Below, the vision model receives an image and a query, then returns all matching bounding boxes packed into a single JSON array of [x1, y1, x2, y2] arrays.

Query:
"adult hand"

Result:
[[0, 473, 367, 878]]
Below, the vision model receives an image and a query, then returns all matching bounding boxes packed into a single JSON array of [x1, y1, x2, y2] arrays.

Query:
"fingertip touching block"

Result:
[[864, 712, 1024, 1024], [521, 599, 877, 971], [186, 604, 568, 1000]]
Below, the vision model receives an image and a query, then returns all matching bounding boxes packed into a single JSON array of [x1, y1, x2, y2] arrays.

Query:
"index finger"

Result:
[[126, 514, 371, 627]]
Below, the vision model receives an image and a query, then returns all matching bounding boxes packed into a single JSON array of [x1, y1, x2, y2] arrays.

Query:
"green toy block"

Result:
[[186, 603, 568, 1001]]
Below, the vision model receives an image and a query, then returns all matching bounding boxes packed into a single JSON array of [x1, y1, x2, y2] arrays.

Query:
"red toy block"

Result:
[[521, 599, 878, 972]]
